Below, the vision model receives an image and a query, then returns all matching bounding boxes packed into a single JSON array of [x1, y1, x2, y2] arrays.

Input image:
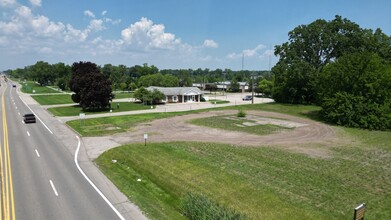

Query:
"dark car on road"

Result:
[[23, 113, 36, 123], [242, 95, 253, 101]]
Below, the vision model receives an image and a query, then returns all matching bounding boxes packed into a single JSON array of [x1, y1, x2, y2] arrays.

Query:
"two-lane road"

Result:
[[0, 80, 123, 219]]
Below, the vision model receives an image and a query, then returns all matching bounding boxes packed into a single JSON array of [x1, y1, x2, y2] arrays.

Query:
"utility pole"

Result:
[[251, 73, 255, 104]]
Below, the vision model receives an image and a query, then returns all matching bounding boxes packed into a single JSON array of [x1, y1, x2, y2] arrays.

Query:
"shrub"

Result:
[[237, 110, 246, 117], [321, 92, 390, 130], [180, 193, 246, 220]]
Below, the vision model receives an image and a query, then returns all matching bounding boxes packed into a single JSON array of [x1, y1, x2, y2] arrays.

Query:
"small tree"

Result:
[[133, 87, 148, 103], [150, 89, 165, 104], [258, 79, 273, 97], [229, 79, 240, 92]]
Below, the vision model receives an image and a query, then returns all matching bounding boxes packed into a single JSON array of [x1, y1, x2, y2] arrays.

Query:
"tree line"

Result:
[[4, 62, 271, 92], [272, 15, 391, 130]]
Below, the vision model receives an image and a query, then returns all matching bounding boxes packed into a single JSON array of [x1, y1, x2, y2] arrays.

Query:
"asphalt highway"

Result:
[[0, 80, 122, 219]]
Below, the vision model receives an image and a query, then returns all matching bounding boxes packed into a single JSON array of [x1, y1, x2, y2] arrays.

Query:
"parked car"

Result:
[[12, 84, 16, 88], [242, 95, 253, 101], [23, 113, 36, 123]]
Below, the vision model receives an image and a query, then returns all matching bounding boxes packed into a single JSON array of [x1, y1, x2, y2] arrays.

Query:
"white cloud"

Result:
[[104, 17, 121, 25], [102, 10, 107, 16], [88, 19, 104, 31], [0, 0, 16, 7], [84, 10, 95, 18], [121, 17, 181, 50], [39, 46, 52, 53], [0, 36, 9, 45], [202, 39, 218, 48], [64, 24, 89, 42], [29, 0, 41, 7], [227, 44, 266, 59]]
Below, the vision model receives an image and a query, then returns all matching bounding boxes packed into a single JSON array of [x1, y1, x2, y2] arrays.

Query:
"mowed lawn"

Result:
[[32, 94, 73, 105], [96, 128, 391, 219], [21, 82, 61, 94], [48, 102, 154, 117]]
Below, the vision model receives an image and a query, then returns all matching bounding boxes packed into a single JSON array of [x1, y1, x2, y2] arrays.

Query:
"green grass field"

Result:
[[190, 114, 289, 135], [21, 82, 62, 94], [31, 94, 73, 105], [208, 99, 230, 104], [96, 130, 391, 219], [113, 92, 133, 99], [48, 102, 154, 117]]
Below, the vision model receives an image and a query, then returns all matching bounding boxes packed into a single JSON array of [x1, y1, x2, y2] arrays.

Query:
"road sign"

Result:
[[144, 134, 148, 146], [354, 203, 366, 220]]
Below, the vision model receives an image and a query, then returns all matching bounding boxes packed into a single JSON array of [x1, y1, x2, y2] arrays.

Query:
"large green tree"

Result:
[[319, 52, 391, 130], [29, 61, 56, 86], [69, 62, 114, 110], [272, 15, 390, 104]]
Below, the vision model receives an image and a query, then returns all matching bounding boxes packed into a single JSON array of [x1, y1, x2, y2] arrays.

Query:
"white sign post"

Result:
[[79, 113, 85, 126], [144, 133, 148, 146]]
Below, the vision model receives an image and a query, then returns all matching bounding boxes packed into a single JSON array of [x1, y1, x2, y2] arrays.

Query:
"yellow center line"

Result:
[[1, 94, 16, 220]]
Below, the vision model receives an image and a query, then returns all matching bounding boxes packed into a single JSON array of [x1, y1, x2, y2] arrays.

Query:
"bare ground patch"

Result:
[[88, 110, 336, 158]]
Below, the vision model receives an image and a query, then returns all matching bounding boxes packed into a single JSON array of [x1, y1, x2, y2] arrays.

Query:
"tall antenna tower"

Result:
[[242, 52, 244, 70], [268, 45, 272, 71]]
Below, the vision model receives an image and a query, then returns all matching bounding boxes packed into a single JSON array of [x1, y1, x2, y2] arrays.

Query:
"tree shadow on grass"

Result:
[[299, 110, 335, 126]]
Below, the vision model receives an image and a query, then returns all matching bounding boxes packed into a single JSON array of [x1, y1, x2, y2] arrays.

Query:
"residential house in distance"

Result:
[[147, 86, 204, 103]]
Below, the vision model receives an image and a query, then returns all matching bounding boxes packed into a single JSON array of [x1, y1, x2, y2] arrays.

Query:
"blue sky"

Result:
[[1, 0, 390, 71]]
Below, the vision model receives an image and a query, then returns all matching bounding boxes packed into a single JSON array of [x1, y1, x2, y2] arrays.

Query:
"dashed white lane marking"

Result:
[[35, 149, 40, 157], [49, 180, 59, 196], [27, 131, 30, 136]]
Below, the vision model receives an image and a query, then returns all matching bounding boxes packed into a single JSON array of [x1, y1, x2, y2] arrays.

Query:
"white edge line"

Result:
[[18, 95, 53, 134], [75, 136, 125, 220], [49, 180, 59, 196], [35, 149, 40, 157]]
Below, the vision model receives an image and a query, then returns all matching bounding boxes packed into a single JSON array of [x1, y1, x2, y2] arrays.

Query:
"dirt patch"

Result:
[[105, 110, 336, 158]]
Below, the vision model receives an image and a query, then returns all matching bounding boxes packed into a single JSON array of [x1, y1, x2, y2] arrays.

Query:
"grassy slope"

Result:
[[96, 133, 391, 219], [21, 82, 61, 94], [32, 94, 73, 105]]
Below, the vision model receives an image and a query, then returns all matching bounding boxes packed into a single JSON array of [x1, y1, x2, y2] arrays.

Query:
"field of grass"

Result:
[[67, 103, 321, 137], [113, 92, 133, 99], [208, 99, 230, 104], [96, 129, 391, 219], [48, 102, 153, 117], [190, 114, 289, 135], [31, 94, 73, 105], [67, 111, 189, 136], [21, 82, 62, 94]]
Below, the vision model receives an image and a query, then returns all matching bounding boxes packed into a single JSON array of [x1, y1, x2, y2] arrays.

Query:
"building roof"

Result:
[[147, 86, 203, 96]]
